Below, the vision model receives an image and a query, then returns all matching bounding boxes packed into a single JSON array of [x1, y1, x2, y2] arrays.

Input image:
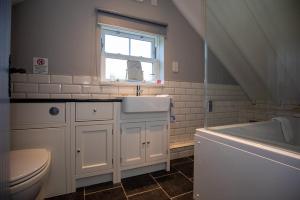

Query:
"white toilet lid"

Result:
[[9, 149, 50, 185]]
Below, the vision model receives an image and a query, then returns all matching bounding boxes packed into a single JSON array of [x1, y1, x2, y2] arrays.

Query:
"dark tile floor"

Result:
[[47, 156, 194, 200]]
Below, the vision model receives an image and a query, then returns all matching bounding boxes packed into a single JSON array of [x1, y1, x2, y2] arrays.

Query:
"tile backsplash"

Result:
[[11, 73, 252, 159]]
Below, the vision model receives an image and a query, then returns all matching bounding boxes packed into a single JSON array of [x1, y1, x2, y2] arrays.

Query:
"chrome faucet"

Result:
[[136, 85, 143, 96]]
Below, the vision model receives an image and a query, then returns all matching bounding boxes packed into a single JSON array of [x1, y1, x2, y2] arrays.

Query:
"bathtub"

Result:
[[194, 117, 300, 200]]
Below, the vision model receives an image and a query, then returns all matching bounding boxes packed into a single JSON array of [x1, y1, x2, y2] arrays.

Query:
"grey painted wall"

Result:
[[11, 0, 204, 82], [207, 49, 237, 85]]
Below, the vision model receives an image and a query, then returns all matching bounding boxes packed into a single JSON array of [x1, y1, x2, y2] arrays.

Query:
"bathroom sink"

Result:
[[122, 95, 170, 113]]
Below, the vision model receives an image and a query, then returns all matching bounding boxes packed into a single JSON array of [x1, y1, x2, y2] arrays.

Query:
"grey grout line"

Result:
[[83, 187, 85, 200], [149, 173, 172, 199], [171, 158, 194, 184], [177, 170, 193, 184], [151, 171, 178, 179], [81, 158, 194, 199], [84, 185, 122, 196], [120, 181, 129, 200], [126, 187, 161, 198], [170, 191, 193, 200]]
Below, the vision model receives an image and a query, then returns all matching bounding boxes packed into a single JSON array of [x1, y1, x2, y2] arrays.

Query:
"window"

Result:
[[99, 25, 164, 84]]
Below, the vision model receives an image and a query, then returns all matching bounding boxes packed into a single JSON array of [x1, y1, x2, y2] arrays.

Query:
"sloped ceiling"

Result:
[[173, 0, 300, 104]]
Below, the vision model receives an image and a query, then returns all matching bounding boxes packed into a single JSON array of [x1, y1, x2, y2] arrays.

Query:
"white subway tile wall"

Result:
[[13, 83, 38, 93], [82, 85, 102, 94], [11, 73, 27, 82], [62, 85, 82, 93], [50, 94, 72, 99], [11, 74, 256, 159], [73, 75, 92, 85], [27, 93, 50, 99], [39, 84, 61, 93], [238, 101, 299, 122], [50, 75, 73, 84], [27, 74, 50, 83]]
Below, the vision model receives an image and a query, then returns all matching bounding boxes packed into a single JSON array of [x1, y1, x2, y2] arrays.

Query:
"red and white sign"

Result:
[[33, 57, 48, 74]]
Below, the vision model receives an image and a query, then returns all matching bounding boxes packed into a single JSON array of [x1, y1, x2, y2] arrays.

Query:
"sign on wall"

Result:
[[33, 57, 48, 74]]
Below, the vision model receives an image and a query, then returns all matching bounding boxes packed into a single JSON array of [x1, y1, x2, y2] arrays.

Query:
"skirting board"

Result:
[[76, 173, 113, 188], [75, 163, 166, 188], [121, 163, 166, 179]]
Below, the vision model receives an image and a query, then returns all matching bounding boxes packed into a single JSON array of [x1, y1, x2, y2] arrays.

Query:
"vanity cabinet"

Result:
[[10, 99, 169, 197], [72, 101, 120, 187], [120, 122, 146, 167], [10, 100, 121, 197], [146, 120, 168, 162], [120, 119, 169, 170], [75, 102, 113, 122], [10, 103, 71, 198], [75, 124, 113, 176], [11, 127, 68, 197]]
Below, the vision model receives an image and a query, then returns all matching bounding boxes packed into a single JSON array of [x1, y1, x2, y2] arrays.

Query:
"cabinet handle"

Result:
[[77, 149, 81, 153], [49, 107, 59, 116], [142, 142, 146, 145], [147, 141, 150, 144], [92, 108, 97, 113]]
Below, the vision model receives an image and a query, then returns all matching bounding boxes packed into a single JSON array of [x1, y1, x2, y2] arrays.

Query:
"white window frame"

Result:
[[98, 25, 164, 84]]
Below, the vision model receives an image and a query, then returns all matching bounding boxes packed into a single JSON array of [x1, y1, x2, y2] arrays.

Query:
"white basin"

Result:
[[122, 95, 170, 113]]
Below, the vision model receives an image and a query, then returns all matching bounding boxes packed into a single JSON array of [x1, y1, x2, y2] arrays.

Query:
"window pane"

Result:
[[105, 58, 127, 80], [105, 35, 129, 55], [141, 62, 154, 81], [131, 39, 152, 58]]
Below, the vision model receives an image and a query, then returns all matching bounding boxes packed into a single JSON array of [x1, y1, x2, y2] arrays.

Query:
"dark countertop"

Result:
[[10, 98, 122, 103]]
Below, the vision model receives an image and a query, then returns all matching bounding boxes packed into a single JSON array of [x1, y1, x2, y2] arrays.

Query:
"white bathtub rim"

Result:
[[208, 122, 260, 130], [196, 128, 300, 160]]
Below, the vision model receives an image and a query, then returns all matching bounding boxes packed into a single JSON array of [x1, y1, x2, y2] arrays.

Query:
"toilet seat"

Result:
[[9, 149, 51, 187]]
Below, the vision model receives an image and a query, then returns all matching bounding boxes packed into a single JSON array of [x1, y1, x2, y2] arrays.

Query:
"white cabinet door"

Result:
[[121, 122, 146, 167], [76, 124, 113, 176], [146, 121, 168, 162], [11, 127, 67, 197]]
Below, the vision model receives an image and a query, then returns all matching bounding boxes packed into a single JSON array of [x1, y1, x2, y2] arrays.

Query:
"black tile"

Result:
[[171, 157, 192, 166], [76, 187, 84, 194], [150, 167, 178, 178], [85, 187, 126, 200], [173, 192, 194, 200], [155, 173, 193, 197], [122, 174, 159, 196], [46, 192, 83, 200], [85, 181, 121, 194], [128, 188, 169, 200], [173, 162, 194, 178]]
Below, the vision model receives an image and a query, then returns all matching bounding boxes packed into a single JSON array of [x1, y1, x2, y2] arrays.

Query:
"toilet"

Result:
[[9, 149, 51, 200]]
